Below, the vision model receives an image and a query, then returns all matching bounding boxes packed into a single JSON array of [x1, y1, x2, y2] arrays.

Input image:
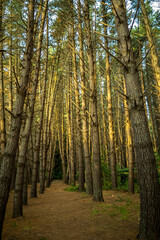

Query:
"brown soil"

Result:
[[2, 180, 140, 240]]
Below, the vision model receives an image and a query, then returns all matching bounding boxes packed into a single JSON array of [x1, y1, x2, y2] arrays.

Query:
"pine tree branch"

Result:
[[136, 43, 153, 69], [97, 37, 126, 68]]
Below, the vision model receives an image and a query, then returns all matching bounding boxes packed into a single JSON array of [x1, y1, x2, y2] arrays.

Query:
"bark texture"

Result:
[[0, 0, 35, 237], [84, 0, 103, 202], [112, 0, 160, 239]]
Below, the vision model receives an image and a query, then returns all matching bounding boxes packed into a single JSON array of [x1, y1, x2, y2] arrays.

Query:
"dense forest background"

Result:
[[0, 0, 160, 239]]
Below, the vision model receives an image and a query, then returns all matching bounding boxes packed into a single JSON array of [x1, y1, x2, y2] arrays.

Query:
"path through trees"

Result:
[[3, 181, 139, 240]]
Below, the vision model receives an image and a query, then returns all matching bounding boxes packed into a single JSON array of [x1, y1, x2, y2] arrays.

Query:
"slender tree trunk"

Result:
[[102, 0, 117, 188], [39, 12, 48, 194], [67, 54, 75, 185], [30, 0, 48, 198], [124, 81, 134, 194], [100, 83, 108, 164], [0, 0, 6, 165], [78, 0, 92, 195], [70, 4, 84, 191], [84, 0, 103, 202], [139, 0, 160, 109], [13, 0, 47, 217], [112, 1, 160, 239], [0, 1, 35, 237], [23, 160, 28, 205]]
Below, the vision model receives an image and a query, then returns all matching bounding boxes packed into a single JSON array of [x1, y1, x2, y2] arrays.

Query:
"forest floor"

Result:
[[2, 180, 140, 240]]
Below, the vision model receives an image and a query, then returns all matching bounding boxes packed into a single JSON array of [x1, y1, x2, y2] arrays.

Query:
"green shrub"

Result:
[[64, 185, 79, 192]]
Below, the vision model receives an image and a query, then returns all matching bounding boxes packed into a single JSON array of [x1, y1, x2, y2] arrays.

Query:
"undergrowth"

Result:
[[64, 185, 79, 192]]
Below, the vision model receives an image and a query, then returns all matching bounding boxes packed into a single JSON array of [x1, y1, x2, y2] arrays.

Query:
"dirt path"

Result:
[[2, 181, 139, 240]]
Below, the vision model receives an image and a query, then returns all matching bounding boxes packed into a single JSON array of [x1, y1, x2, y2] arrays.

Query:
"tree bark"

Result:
[[30, 0, 48, 198], [112, 0, 160, 239], [0, 0, 35, 237], [78, 0, 92, 195], [139, 0, 160, 110], [0, 0, 6, 165], [102, 0, 117, 188], [84, 0, 103, 202]]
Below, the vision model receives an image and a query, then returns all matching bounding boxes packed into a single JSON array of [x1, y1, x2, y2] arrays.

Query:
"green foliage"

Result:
[[101, 162, 112, 190], [101, 162, 141, 192], [64, 185, 79, 192]]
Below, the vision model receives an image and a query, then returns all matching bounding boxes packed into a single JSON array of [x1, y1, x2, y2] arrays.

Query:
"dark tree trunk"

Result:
[[112, 0, 160, 239], [0, 0, 35, 237]]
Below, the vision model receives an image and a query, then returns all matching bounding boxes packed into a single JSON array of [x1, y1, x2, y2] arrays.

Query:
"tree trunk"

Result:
[[78, 0, 92, 195], [112, 0, 160, 239], [102, 0, 117, 188], [30, 0, 48, 198], [13, 0, 48, 217], [0, 0, 35, 236], [139, 0, 160, 110], [84, 0, 103, 202], [0, 0, 6, 165], [71, 3, 84, 191], [124, 81, 134, 194]]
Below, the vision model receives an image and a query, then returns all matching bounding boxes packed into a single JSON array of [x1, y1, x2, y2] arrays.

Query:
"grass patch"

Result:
[[80, 192, 90, 198], [92, 209, 99, 216], [23, 226, 31, 231], [12, 222, 18, 227], [64, 185, 79, 192], [109, 204, 129, 220], [116, 195, 125, 202]]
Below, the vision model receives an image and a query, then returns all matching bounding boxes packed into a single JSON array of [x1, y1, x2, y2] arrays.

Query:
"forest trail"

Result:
[[2, 181, 139, 240]]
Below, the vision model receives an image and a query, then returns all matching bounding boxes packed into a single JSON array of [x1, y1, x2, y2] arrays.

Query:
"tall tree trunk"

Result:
[[67, 54, 75, 185], [0, 0, 6, 165], [78, 0, 92, 195], [30, 0, 48, 198], [100, 83, 108, 164], [139, 0, 160, 110], [71, 2, 84, 191], [84, 0, 103, 202], [124, 81, 134, 194], [13, 0, 48, 217], [102, 0, 117, 188], [0, 0, 35, 236], [39, 12, 48, 194], [112, 1, 160, 239]]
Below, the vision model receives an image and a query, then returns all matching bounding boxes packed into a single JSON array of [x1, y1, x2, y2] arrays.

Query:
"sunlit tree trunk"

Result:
[[70, 2, 84, 191], [100, 83, 108, 164], [30, 0, 48, 198], [112, 1, 160, 239], [0, 0, 6, 165], [67, 53, 75, 185], [124, 81, 134, 194], [13, 0, 48, 217], [102, 0, 117, 189], [39, 12, 48, 194], [78, 0, 92, 195], [84, 0, 103, 201], [140, 0, 160, 110]]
